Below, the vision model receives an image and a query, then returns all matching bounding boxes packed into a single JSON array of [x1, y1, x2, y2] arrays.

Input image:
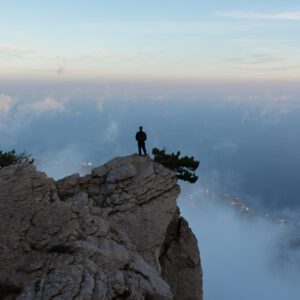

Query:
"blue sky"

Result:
[[1, 0, 300, 80]]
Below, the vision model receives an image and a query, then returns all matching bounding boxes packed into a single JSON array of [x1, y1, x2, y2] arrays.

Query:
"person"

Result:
[[135, 126, 147, 156]]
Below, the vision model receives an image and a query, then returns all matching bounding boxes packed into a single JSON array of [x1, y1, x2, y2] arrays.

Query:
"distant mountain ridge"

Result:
[[0, 154, 202, 300]]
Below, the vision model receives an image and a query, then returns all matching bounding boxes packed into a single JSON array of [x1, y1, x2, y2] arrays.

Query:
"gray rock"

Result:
[[106, 162, 137, 184], [0, 155, 202, 300], [160, 209, 203, 300]]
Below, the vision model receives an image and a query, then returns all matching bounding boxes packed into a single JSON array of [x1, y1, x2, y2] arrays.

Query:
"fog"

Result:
[[179, 184, 300, 300], [1, 80, 300, 299]]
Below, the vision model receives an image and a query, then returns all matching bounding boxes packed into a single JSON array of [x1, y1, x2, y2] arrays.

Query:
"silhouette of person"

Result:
[[135, 126, 147, 156]]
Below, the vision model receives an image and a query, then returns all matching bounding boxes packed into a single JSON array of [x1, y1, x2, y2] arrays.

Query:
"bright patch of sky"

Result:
[[0, 0, 300, 80], [0, 0, 300, 79]]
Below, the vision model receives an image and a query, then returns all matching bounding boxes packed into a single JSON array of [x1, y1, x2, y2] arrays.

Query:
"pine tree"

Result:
[[152, 147, 199, 183], [0, 149, 34, 168]]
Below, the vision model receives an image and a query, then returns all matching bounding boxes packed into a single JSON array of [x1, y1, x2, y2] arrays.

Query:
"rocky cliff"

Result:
[[0, 155, 203, 300]]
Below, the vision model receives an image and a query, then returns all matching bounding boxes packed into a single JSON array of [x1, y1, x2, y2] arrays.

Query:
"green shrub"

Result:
[[152, 147, 199, 183], [0, 149, 34, 168]]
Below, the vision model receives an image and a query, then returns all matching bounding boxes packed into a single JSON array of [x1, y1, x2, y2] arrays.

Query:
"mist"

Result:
[[1, 80, 300, 299], [179, 184, 300, 300]]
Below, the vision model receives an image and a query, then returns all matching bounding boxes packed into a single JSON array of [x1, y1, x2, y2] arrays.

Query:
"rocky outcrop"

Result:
[[160, 210, 203, 300], [0, 155, 202, 299]]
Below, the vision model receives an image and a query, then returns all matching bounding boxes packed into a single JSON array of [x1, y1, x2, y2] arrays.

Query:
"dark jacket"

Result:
[[136, 131, 147, 144]]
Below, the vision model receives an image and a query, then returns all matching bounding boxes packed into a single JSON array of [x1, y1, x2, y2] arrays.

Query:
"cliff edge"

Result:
[[0, 154, 203, 300]]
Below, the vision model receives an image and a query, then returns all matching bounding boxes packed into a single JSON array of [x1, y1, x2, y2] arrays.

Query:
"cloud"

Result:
[[218, 11, 300, 21], [223, 94, 260, 103], [0, 94, 13, 115], [243, 54, 285, 65], [260, 104, 291, 120], [0, 43, 39, 58], [32, 97, 65, 114], [224, 92, 297, 104], [179, 184, 300, 300], [101, 121, 119, 143], [93, 82, 110, 112], [35, 146, 88, 179], [95, 98, 105, 112], [0, 96, 66, 137], [222, 92, 300, 123]]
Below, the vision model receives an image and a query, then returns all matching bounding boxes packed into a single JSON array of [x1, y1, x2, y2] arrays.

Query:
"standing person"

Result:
[[135, 126, 147, 156]]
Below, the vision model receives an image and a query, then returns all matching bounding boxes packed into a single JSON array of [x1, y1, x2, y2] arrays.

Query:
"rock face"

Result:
[[0, 155, 203, 300]]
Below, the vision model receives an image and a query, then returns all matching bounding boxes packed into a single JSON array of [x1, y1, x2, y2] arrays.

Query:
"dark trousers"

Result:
[[138, 142, 147, 156]]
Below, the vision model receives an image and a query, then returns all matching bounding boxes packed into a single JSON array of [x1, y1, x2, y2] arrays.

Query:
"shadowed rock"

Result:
[[0, 154, 202, 300]]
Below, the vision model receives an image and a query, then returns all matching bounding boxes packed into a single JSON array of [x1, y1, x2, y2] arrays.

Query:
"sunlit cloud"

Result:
[[32, 97, 65, 114]]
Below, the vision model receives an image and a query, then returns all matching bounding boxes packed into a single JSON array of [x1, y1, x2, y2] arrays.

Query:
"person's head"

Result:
[[139, 126, 143, 131]]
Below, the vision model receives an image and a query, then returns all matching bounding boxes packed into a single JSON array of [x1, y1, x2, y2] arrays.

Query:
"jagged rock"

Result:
[[160, 209, 203, 300], [0, 154, 202, 299]]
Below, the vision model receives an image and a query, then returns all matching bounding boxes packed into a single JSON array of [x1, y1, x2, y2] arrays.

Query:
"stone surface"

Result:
[[159, 209, 203, 300], [0, 154, 202, 299]]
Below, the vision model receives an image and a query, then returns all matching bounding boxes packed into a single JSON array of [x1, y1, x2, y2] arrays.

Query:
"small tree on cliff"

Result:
[[0, 149, 34, 168], [152, 147, 199, 183]]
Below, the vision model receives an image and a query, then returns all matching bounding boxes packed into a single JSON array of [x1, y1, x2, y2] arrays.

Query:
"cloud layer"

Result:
[[179, 185, 300, 300], [0, 81, 300, 300]]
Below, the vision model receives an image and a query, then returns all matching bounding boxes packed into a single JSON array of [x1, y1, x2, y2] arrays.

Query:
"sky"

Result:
[[1, 0, 300, 80], [1, 1, 300, 300]]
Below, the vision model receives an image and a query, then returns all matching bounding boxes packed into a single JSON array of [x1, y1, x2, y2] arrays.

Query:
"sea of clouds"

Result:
[[179, 183, 300, 300], [1, 80, 300, 299]]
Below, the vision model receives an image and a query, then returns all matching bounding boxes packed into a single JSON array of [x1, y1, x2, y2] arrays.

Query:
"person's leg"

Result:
[[142, 144, 147, 156], [138, 144, 142, 156]]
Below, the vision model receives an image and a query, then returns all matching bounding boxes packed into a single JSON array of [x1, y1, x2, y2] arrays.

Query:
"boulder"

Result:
[[0, 154, 202, 299]]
